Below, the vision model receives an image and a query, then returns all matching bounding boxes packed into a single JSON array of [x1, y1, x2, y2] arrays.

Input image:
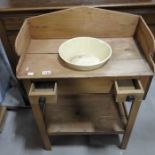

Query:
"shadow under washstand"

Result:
[[51, 134, 120, 148], [14, 109, 120, 150]]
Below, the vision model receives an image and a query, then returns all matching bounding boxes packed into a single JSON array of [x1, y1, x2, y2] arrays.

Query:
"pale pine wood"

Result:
[[120, 99, 142, 149], [116, 102, 127, 126], [29, 83, 57, 96], [16, 54, 26, 75], [140, 76, 153, 98], [29, 82, 58, 149], [15, 7, 155, 75], [29, 92, 52, 149], [135, 17, 155, 72], [15, 7, 155, 150], [47, 122, 96, 134], [15, 20, 31, 56], [114, 79, 144, 102], [28, 7, 139, 39], [27, 37, 141, 54], [16, 53, 153, 79], [140, 76, 151, 91], [1, 0, 155, 76], [16, 37, 153, 79], [45, 94, 124, 135], [29, 102, 51, 150], [135, 17, 155, 55], [122, 102, 129, 119], [29, 82, 57, 104], [114, 79, 144, 149], [28, 38, 66, 53]]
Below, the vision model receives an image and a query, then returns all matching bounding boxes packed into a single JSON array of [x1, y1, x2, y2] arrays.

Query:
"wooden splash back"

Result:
[[27, 7, 139, 39], [15, 6, 155, 73], [15, 7, 140, 56]]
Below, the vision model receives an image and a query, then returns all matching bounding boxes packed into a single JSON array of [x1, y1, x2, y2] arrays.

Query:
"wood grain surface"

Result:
[[45, 94, 124, 135], [27, 7, 138, 39], [16, 37, 153, 79]]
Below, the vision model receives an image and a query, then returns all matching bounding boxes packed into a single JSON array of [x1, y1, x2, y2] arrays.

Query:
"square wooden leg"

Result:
[[31, 103, 51, 150], [28, 82, 57, 150], [120, 99, 141, 149]]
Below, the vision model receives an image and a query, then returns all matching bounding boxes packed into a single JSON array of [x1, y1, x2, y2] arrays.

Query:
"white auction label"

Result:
[[27, 72, 34, 76], [42, 70, 51, 75]]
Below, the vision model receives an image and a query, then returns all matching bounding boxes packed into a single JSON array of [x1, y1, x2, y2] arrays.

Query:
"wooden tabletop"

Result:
[[0, 0, 155, 11], [16, 38, 153, 79]]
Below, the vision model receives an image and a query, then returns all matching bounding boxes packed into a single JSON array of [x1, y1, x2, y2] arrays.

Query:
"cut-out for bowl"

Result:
[[58, 37, 112, 70]]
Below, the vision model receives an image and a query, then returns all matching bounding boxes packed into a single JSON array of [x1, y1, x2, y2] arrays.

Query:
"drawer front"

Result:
[[114, 79, 144, 102], [29, 82, 57, 105]]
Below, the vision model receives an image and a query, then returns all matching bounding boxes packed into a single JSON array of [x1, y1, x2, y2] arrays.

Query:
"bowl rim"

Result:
[[58, 37, 112, 68]]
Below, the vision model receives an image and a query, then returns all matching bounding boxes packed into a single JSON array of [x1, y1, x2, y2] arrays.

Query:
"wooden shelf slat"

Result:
[[45, 94, 125, 135]]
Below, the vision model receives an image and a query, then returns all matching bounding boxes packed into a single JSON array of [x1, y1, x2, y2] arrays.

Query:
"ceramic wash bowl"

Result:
[[58, 37, 112, 70]]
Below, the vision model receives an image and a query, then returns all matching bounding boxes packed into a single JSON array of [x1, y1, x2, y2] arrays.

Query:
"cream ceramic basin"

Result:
[[58, 37, 112, 70]]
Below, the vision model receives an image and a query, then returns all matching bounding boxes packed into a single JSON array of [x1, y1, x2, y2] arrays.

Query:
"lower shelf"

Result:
[[45, 94, 125, 135]]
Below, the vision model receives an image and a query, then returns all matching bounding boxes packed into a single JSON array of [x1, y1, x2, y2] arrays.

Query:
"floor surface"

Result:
[[0, 77, 155, 155]]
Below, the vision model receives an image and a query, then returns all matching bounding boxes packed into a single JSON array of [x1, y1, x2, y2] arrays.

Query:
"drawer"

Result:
[[29, 81, 57, 105], [114, 79, 144, 102]]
